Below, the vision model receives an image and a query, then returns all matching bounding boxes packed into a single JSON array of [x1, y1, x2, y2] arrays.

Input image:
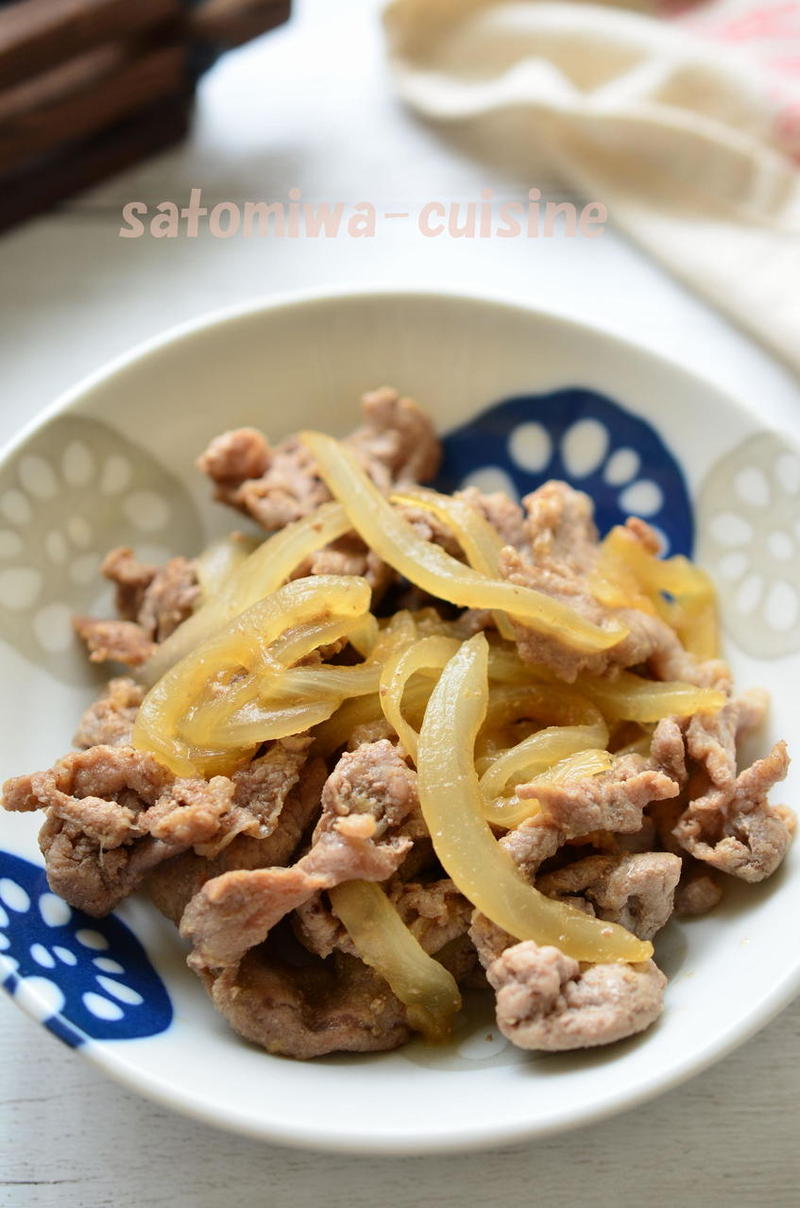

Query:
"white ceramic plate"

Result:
[[1, 289, 799, 1153]]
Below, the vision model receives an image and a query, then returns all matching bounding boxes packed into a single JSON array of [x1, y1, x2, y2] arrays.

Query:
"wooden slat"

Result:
[[0, 91, 191, 232], [0, 43, 122, 121], [190, 0, 291, 48], [0, 0, 181, 90], [0, 43, 187, 177]]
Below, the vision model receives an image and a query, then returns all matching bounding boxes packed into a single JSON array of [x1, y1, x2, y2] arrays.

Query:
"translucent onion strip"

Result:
[[596, 526, 719, 660], [132, 576, 370, 776], [392, 485, 516, 640], [141, 501, 353, 685], [478, 723, 609, 799], [577, 670, 726, 722], [483, 749, 613, 829], [195, 535, 256, 600], [329, 880, 462, 1042], [301, 431, 628, 654], [416, 633, 653, 963], [183, 664, 382, 750], [379, 635, 461, 762], [481, 682, 605, 733]]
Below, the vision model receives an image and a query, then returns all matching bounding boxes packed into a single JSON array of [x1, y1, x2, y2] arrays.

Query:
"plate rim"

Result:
[[2, 284, 799, 1153]]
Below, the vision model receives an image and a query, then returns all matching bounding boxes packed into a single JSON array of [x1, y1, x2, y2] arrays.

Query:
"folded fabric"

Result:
[[384, 0, 800, 375]]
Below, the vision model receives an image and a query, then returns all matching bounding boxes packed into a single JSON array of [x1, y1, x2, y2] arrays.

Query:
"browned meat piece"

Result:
[[146, 740, 325, 924], [499, 544, 696, 684], [101, 547, 157, 619], [197, 427, 270, 486], [674, 742, 792, 882], [525, 480, 599, 574], [470, 758, 681, 984], [4, 746, 177, 915], [181, 740, 420, 971], [294, 534, 394, 597], [138, 557, 200, 642], [347, 718, 397, 749], [674, 867, 723, 916], [207, 949, 411, 1059], [486, 941, 666, 1051], [647, 797, 685, 855], [499, 820, 562, 880], [196, 387, 440, 533], [468, 910, 516, 969], [103, 547, 200, 641], [390, 878, 473, 953], [36, 815, 180, 920], [651, 688, 794, 882], [537, 851, 682, 940], [460, 486, 528, 550], [519, 753, 681, 837], [4, 745, 172, 830], [348, 385, 441, 487], [650, 716, 688, 785], [72, 618, 156, 667], [293, 892, 352, 959], [394, 503, 463, 557], [75, 549, 199, 667], [2, 739, 321, 918], [73, 678, 145, 749]]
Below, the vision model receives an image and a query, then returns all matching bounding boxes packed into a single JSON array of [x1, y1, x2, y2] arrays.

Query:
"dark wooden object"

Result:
[[0, 0, 291, 232]]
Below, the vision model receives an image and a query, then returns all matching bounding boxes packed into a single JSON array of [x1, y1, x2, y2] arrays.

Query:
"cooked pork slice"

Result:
[[198, 386, 440, 532], [674, 867, 723, 916], [146, 741, 325, 924], [674, 741, 792, 882], [537, 851, 682, 940], [294, 534, 393, 595], [4, 747, 207, 915], [486, 941, 666, 1051], [460, 486, 528, 551], [73, 677, 145, 748], [519, 753, 681, 837], [207, 950, 411, 1059], [2, 739, 320, 918], [348, 385, 441, 487], [650, 689, 794, 882], [650, 716, 689, 786], [72, 618, 156, 667], [181, 740, 420, 971], [74, 548, 199, 667]]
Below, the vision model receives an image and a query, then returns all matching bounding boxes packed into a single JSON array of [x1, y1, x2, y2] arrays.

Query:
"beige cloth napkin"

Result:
[[384, 0, 800, 375]]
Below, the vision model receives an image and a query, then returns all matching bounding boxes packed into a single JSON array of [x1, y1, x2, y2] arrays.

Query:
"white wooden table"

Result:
[[1, 2, 799, 1203]]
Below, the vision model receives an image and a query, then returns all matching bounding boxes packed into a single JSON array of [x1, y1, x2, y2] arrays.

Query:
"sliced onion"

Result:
[[416, 633, 653, 963], [132, 575, 370, 776], [301, 431, 627, 654], [577, 670, 725, 722], [392, 485, 516, 639], [479, 723, 609, 799], [141, 501, 353, 685], [329, 880, 462, 1041], [379, 635, 461, 763]]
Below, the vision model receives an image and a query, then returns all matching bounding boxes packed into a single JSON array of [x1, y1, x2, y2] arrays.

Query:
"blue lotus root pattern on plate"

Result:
[[0, 851, 172, 1047], [436, 388, 694, 557], [697, 431, 800, 658], [0, 415, 203, 685]]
